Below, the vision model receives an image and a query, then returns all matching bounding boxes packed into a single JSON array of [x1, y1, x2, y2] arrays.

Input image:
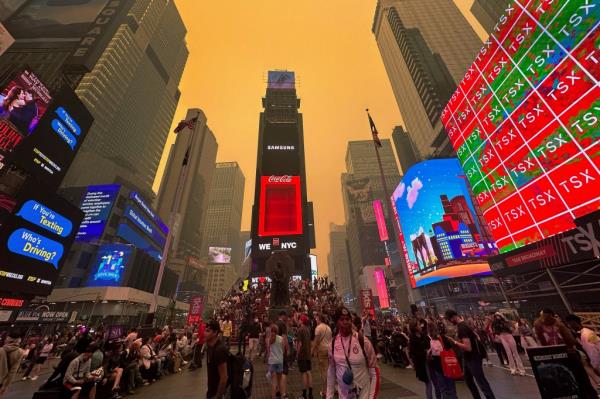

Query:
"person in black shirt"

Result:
[[205, 320, 228, 399], [445, 309, 495, 399]]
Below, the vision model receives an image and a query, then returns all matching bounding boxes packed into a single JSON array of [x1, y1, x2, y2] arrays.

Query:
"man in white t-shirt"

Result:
[[327, 307, 379, 399]]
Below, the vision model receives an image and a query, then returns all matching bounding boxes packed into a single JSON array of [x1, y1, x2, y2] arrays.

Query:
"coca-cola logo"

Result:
[[268, 175, 292, 183]]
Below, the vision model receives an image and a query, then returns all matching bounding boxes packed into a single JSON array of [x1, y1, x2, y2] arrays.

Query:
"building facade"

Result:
[[372, 0, 481, 159], [470, 0, 511, 34], [201, 162, 245, 271], [205, 264, 238, 307], [327, 223, 354, 306], [391, 126, 420, 174], [155, 108, 218, 261]]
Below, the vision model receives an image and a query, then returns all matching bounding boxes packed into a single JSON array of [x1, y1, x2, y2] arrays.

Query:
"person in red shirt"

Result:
[[190, 320, 206, 370]]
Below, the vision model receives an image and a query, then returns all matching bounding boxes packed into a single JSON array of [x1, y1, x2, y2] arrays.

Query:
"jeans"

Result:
[[463, 355, 495, 399], [429, 363, 458, 399]]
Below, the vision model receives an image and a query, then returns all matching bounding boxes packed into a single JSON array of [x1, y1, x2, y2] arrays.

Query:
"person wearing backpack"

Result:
[[205, 320, 228, 399], [445, 309, 495, 399], [408, 319, 435, 399], [326, 306, 379, 399]]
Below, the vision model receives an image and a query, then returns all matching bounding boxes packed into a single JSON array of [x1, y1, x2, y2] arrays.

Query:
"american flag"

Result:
[[174, 117, 198, 133], [366, 109, 382, 147]]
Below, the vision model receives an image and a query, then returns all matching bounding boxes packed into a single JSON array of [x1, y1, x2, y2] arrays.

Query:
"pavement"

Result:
[[5, 352, 543, 399]]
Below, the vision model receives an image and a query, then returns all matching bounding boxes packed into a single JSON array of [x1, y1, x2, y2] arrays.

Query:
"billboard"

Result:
[[0, 69, 52, 152], [258, 175, 302, 237], [87, 244, 132, 287], [123, 205, 166, 247], [392, 159, 498, 287], [116, 223, 161, 261], [0, 186, 83, 297], [373, 200, 389, 241], [129, 191, 168, 234], [208, 246, 232, 264], [441, 0, 600, 255], [10, 85, 94, 189], [309, 254, 317, 281], [187, 296, 205, 325], [76, 184, 120, 242], [345, 177, 375, 223], [261, 123, 301, 176], [267, 71, 295, 90]]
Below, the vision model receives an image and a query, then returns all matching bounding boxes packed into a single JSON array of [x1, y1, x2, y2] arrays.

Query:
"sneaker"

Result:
[[30, 376, 38, 381], [406, 365, 413, 369], [21, 376, 29, 381], [518, 370, 526, 376], [510, 369, 517, 375]]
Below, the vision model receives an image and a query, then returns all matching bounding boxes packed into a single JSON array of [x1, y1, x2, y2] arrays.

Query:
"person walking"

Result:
[[428, 322, 458, 399], [408, 319, 436, 399], [247, 317, 261, 362], [296, 314, 314, 399], [0, 331, 24, 397], [28, 337, 54, 381], [220, 316, 233, 350], [445, 309, 495, 399], [205, 320, 228, 399], [326, 306, 379, 399], [313, 314, 333, 398], [267, 324, 287, 399], [491, 313, 525, 375]]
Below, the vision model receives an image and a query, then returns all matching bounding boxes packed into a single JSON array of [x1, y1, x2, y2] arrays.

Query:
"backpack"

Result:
[[226, 352, 253, 399]]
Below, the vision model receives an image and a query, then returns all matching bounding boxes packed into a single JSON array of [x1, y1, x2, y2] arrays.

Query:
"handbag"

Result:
[[440, 339, 463, 379]]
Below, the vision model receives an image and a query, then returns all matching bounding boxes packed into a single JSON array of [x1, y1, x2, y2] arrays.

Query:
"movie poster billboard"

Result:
[[441, 0, 600, 255], [392, 159, 498, 287], [208, 247, 232, 264], [0, 69, 51, 152], [187, 296, 205, 325]]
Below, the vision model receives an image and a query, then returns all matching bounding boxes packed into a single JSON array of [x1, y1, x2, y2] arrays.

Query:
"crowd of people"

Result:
[[1, 276, 600, 399]]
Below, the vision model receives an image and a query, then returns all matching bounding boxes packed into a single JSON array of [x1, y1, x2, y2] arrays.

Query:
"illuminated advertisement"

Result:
[[374, 268, 390, 309], [267, 71, 295, 90], [0, 69, 52, 152], [129, 191, 168, 234], [261, 123, 300, 175], [10, 85, 94, 189], [258, 175, 302, 237], [115, 223, 161, 261], [441, 0, 600, 254], [76, 184, 120, 242], [208, 246, 232, 264], [87, 244, 132, 287], [0, 186, 83, 297], [187, 296, 205, 325], [373, 200, 389, 241], [123, 205, 166, 247], [309, 254, 317, 281], [392, 159, 498, 287]]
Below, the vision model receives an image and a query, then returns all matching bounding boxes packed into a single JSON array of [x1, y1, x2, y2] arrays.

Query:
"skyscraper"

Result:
[[201, 162, 245, 270], [328, 223, 354, 305], [155, 108, 218, 260], [250, 71, 315, 278], [470, 0, 511, 34], [1, 1, 188, 197], [391, 126, 419, 174], [372, 0, 481, 159]]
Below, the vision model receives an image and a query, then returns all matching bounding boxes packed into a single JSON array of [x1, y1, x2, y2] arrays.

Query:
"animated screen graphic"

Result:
[[258, 175, 302, 237], [208, 246, 232, 264], [87, 244, 132, 287], [392, 159, 498, 287], [441, 0, 600, 254], [76, 184, 120, 242]]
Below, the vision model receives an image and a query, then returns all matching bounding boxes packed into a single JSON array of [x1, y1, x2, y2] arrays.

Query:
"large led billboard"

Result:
[[261, 123, 301, 176], [0, 185, 83, 297], [441, 0, 599, 254], [87, 244, 132, 287], [76, 184, 120, 242], [392, 159, 498, 287], [267, 71, 295, 90], [258, 175, 302, 237], [208, 247, 232, 264]]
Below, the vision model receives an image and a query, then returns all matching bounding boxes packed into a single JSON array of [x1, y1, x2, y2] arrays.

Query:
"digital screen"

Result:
[[0, 69, 52, 152], [0, 185, 83, 297], [392, 159, 498, 287], [76, 184, 120, 242], [373, 200, 389, 241], [374, 268, 390, 309], [244, 239, 252, 258], [10, 85, 94, 190], [309, 254, 317, 281], [4, 0, 110, 41], [87, 244, 132, 287], [258, 175, 302, 237], [116, 223, 161, 261], [441, 0, 600, 254], [261, 123, 301, 176], [208, 246, 232, 264], [267, 71, 295, 89], [123, 205, 166, 247], [129, 191, 168, 234]]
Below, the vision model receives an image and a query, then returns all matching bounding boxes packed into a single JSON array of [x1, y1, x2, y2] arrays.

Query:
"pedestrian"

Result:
[[0, 331, 24, 397], [267, 324, 287, 399], [247, 316, 261, 362], [408, 319, 436, 399], [28, 337, 54, 381], [517, 318, 538, 349], [326, 306, 379, 399], [296, 314, 314, 399], [428, 322, 458, 399], [205, 320, 228, 399], [491, 313, 525, 375], [445, 309, 496, 399], [312, 314, 333, 398], [63, 346, 100, 399], [565, 314, 600, 373], [220, 316, 232, 350], [276, 310, 290, 395]]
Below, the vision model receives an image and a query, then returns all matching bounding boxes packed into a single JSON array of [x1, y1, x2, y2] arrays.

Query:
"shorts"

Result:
[[268, 363, 283, 374], [298, 359, 312, 373]]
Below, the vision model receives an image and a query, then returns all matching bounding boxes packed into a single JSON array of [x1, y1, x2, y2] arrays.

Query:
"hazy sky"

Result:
[[154, 0, 487, 274]]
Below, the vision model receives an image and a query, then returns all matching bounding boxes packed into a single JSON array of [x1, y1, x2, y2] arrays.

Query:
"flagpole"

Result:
[[367, 109, 415, 306], [149, 113, 199, 315]]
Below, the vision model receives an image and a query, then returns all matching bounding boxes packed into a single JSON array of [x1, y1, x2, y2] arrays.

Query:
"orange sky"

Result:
[[153, 0, 487, 275]]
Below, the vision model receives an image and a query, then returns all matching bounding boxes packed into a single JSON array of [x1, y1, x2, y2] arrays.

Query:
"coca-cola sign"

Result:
[[268, 175, 292, 183]]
